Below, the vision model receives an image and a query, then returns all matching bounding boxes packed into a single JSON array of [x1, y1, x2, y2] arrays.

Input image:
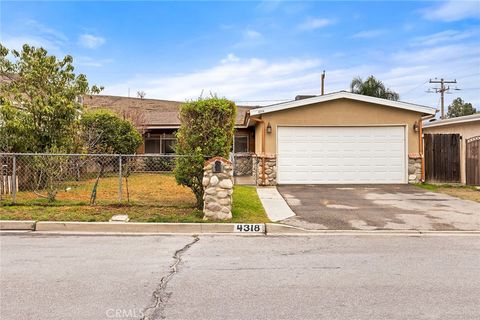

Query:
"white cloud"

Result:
[[1, 20, 67, 55], [244, 29, 262, 40], [298, 17, 334, 31], [233, 28, 264, 48], [423, 1, 480, 22], [104, 30, 480, 110], [26, 20, 68, 42], [104, 54, 323, 104], [221, 53, 240, 64], [78, 34, 105, 49], [351, 29, 388, 39], [75, 56, 114, 67], [411, 29, 477, 47], [2, 36, 61, 53]]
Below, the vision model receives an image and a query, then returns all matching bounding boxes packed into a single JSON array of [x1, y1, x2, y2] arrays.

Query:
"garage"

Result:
[[277, 126, 406, 184], [249, 92, 436, 186]]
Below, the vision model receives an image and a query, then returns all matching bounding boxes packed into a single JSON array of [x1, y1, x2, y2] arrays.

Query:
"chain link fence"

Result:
[[0, 153, 196, 206]]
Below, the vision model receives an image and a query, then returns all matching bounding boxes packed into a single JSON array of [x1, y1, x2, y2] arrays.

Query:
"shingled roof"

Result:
[[82, 95, 253, 127]]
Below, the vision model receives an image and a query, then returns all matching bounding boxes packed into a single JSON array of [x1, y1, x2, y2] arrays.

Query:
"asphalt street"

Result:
[[1, 233, 480, 320]]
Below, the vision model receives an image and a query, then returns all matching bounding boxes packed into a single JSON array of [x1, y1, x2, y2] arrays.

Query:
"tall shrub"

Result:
[[175, 97, 236, 208], [80, 109, 142, 204]]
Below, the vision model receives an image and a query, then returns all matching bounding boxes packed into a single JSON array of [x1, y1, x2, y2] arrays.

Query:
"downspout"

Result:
[[420, 112, 437, 182], [249, 115, 266, 185]]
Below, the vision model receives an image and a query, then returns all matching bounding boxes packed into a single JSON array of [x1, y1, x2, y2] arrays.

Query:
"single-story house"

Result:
[[82, 94, 256, 154], [423, 113, 480, 185], [84, 91, 437, 186]]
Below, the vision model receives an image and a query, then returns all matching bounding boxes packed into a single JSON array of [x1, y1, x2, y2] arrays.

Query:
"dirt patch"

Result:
[[436, 187, 480, 203]]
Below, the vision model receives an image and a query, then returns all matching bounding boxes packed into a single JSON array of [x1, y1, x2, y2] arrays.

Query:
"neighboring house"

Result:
[[82, 95, 256, 154], [84, 91, 437, 186], [423, 113, 480, 185]]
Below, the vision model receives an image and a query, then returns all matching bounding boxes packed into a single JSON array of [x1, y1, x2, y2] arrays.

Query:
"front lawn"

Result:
[[0, 174, 268, 223], [415, 183, 480, 203]]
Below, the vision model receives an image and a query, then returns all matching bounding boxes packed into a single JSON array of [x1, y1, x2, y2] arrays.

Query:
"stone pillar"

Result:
[[408, 153, 422, 183], [252, 154, 277, 186], [202, 157, 234, 220]]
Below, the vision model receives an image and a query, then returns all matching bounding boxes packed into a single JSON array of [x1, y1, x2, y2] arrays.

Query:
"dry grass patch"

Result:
[[416, 183, 480, 203], [1, 173, 268, 223]]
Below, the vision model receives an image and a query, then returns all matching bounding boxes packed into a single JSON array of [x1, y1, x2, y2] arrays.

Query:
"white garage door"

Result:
[[277, 126, 406, 184]]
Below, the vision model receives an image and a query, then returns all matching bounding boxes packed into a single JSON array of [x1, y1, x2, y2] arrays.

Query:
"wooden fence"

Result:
[[466, 136, 480, 186], [424, 134, 461, 183]]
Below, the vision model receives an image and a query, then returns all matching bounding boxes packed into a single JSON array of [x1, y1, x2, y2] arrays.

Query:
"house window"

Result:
[[145, 139, 161, 153], [145, 137, 176, 154], [162, 139, 176, 154], [234, 135, 249, 153]]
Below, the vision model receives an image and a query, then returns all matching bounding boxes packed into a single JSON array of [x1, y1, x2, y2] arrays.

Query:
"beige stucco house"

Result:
[[423, 113, 480, 185], [249, 91, 436, 185]]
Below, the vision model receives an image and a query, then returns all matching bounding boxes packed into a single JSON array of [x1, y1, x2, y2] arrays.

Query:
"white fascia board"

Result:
[[423, 114, 480, 128], [250, 91, 436, 116]]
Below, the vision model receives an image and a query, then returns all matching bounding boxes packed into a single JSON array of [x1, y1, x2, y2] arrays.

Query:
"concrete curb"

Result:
[[0, 220, 36, 230], [34, 221, 265, 234], [265, 223, 480, 236], [1, 220, 480, 236]]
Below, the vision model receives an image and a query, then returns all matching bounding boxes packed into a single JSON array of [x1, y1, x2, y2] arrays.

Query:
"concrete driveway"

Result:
[[277, 184, 480, 231]]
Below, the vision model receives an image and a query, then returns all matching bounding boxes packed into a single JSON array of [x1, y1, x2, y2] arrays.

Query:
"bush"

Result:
[[174, 97, 236, 208]]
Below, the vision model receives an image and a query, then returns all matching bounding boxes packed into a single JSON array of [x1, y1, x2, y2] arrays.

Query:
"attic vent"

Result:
[[295, 95, 317, 101]]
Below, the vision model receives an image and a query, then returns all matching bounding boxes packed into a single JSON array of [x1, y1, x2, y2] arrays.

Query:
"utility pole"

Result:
[[428, 78, 457, 119], [321, 70, 325, 95]]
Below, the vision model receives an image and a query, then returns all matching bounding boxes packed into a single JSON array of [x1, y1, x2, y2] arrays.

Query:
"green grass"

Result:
[[0, 181, 269, 223], [414, 183, 480, 203]]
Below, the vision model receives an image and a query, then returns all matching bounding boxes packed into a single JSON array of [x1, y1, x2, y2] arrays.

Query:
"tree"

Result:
[[80, 109, 142, 154], [175, 97, 236, 209], [446, 97, 476, 118], [80, 109, 142, 204], [0, 43, 102, 153], [350, 75, 400, 101]]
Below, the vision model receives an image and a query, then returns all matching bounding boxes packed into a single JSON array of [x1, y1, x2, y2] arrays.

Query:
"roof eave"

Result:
[[423, 115, 480, 128], [249, 92, 436, 116]]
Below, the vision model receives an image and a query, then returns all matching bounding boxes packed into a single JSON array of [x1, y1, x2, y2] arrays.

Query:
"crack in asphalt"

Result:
[[142, 235, 200, 320]]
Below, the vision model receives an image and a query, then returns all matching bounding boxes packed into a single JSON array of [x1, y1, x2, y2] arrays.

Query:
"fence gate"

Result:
[[424, 134, 461, 183], [466, 136, 480, 186]]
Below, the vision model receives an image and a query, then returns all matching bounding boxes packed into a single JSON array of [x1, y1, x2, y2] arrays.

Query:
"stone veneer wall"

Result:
[[202, 157, 234, 220], [252, 154, 277, 186], [233, 152, 254, 176], [408, 153, 422, 183]]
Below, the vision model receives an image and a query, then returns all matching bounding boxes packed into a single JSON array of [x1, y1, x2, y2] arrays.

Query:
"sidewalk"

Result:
[[256, 187, 295, 222]]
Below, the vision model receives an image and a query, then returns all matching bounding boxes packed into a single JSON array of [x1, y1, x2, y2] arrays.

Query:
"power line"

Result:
[[428, 78, 458, 119], [455, 72, 480, 80], [401, 80, 429, 97]]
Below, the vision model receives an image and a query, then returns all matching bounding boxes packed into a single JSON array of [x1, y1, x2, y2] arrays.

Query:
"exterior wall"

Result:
[[423, 121, 480, 184], [255, 98, 422, 155]]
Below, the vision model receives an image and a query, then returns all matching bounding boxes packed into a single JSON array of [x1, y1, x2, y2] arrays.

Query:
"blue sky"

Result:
[[1, 1, 479, 111]]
